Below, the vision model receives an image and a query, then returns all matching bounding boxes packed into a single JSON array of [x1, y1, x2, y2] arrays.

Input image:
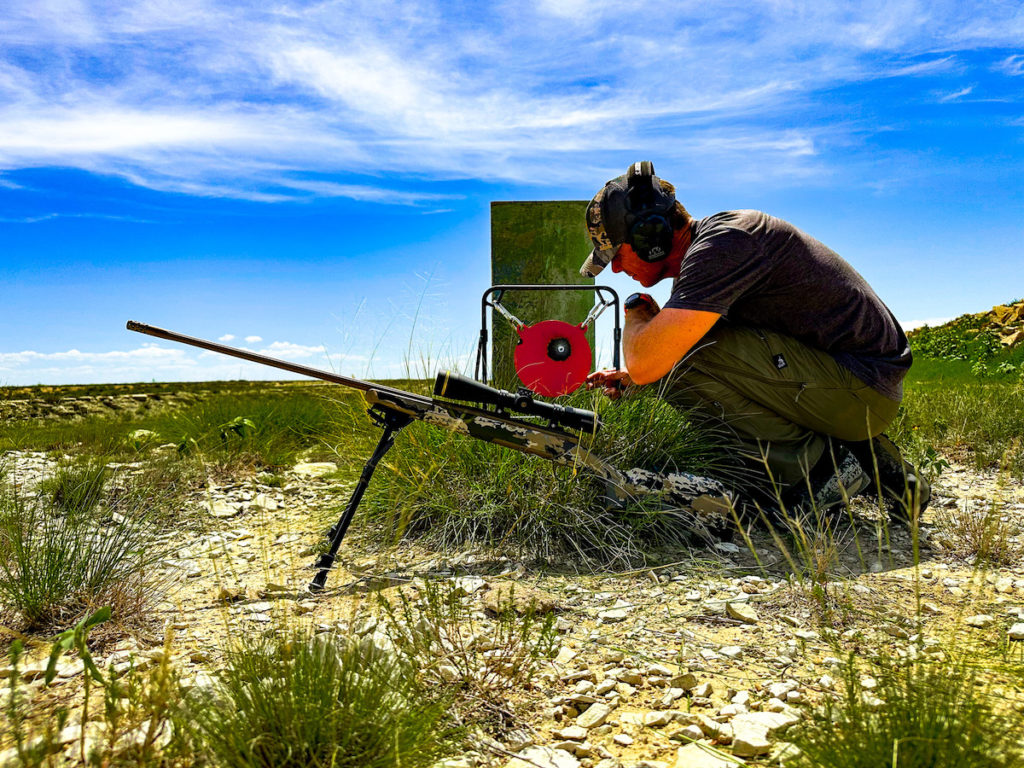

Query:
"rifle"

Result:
[[127, 321, 734, 591]]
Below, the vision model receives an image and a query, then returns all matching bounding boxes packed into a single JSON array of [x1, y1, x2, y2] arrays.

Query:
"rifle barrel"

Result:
[[125, 321, 428, 402]]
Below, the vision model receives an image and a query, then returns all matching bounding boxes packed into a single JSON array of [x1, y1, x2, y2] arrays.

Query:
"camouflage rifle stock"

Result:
[[126, 321, 734, 591]]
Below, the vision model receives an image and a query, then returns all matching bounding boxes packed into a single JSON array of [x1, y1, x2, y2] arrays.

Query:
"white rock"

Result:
[[731, 730, 771, 757], [1008, 623, 1024, 641], [720, 646, 743, 659], [576, 702, 614, 728], [505, 746, 580, 768], [291, 462, 338, 477], [673, 742, 743, 767], [205, 500, 240, 518], [966, 614, 995, 628], [644, 711, 674, 727], [251, 494, 279, 511], [553, 725, 587, 741], [726, 602, 759, 624]]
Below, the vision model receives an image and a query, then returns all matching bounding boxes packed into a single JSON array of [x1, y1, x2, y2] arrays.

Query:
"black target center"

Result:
[[547, 337, 571, 361]]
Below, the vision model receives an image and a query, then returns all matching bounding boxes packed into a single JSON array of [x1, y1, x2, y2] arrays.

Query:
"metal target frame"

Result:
[[474, 284, 621, 394]]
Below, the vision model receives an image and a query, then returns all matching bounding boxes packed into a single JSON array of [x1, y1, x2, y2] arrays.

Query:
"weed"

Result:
[[180, 629, 449, 768], [375, 578, 557, 733], [933, 500, 1023, 567], [791, 653, 1024, 768]]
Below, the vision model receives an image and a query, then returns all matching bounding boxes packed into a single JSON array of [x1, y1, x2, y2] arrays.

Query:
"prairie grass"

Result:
[[0, 388, 350, 472], [791, 653, 1024, 768], [180, 630, 450, 768], [0, 484, 168, 630], [357, 385, 738, 567], [36, 456, 109, 517], [892, 376, 1024, 478], [375, 578, 558, 733], [933, 499, 1023, 567]]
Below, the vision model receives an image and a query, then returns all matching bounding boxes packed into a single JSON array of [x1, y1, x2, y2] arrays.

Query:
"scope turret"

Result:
[[434, 371, 600, 433]]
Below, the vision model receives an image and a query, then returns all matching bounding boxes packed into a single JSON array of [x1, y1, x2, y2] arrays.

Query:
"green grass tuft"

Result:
[[180, 630, 450, 768], [792, 654, 1024, 768], [0, 484, 168, 630]]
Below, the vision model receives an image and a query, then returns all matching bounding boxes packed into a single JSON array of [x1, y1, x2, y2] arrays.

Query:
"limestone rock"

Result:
[[673, 743, 744, 767], [291, 462, 338, 477], [483, 583, 560, 615], [505, 746, 580, 768], [726, 602, 759, 624], [576, 702, 614, 728]]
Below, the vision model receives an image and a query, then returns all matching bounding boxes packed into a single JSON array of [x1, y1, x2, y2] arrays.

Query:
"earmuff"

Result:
[[624, 161, 675, 262]]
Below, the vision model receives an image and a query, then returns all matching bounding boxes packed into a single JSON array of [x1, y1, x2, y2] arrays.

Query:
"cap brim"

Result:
[[580, 248, 614, 278]]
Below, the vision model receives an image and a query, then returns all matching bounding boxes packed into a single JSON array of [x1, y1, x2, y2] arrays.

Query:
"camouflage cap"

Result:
[[580, 175, 631, 278]]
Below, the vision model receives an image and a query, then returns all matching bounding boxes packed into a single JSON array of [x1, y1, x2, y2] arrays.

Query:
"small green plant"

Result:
[[218, 416, 256, 443], [180, 630, 449, 768], [126, 428, 161, 452], [375, 578, 558, 732], [791, 653, 1024, 768], [4, 640, 70, 767]]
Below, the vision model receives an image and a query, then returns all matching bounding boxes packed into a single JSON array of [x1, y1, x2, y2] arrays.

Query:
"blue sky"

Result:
[[1, 0, 1022, 386]]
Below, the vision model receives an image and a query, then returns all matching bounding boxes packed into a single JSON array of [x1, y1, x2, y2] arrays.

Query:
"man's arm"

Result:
[[623, 302, 721, 385]]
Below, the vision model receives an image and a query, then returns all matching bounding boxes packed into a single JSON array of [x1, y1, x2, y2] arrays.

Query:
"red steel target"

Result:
[[514, 319, 592, 396]]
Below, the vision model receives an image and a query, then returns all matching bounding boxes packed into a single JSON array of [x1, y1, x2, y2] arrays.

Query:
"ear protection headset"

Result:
[[624, 161, 676, 262]]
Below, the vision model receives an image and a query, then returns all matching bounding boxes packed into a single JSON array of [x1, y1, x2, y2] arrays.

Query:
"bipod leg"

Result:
[[309, 408, 412, 593]]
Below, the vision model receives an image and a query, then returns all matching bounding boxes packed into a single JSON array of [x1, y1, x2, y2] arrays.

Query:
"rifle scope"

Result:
[[434, 371, 600, 433]]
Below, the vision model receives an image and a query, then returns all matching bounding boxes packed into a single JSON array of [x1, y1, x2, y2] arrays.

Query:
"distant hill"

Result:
[[907, 300, 1024, 370]]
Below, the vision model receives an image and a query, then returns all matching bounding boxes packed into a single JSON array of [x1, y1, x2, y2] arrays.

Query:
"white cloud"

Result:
[[0, 0, 1017, 199], [218, 334, 235, 341], [939, 85, 974, 102], [0, 341, 350, 386], [995, 54, 1024, 77], [244, 335, 263, 343]]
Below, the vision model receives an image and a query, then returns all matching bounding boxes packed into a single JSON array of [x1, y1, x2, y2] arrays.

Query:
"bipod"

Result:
[[308, 405, 413, 592]]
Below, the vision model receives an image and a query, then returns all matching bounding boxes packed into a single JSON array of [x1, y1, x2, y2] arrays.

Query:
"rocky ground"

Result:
[[2, 450, 1023, 768]]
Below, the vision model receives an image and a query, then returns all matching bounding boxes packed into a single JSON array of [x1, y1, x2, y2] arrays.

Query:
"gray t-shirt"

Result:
[[664, 210, 911, 400]]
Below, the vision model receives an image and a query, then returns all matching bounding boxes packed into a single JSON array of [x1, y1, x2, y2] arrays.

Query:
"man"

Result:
[[582, 161, 928, 520]]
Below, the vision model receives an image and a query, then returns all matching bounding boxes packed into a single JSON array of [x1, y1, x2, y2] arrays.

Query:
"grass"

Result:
[[36, 456, 110, 517], [375, 577, 558, 734], [0, 387, 351, 472], [932, 498, 1023, 567], [357, 384, 740, 567], [0, 480, 168, 630], [180, 629, 451, 768], [791, 653, 1024, 768]]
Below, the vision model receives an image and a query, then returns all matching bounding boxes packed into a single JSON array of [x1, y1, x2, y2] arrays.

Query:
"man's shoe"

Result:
[[845, 434, 930, 524], [782, 445, 871, 519]]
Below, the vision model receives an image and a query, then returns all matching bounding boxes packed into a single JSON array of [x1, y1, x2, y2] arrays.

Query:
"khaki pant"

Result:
[[662, 321, 900, 489]]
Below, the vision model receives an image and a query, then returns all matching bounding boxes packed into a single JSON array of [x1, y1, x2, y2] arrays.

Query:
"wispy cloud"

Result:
[[939, 85, 974, 102], [995, 54, 1024, 77], [0, 0, 1019, 201]]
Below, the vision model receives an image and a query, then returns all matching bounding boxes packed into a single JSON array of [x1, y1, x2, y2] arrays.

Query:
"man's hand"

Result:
[[586, 368, 633, 400]]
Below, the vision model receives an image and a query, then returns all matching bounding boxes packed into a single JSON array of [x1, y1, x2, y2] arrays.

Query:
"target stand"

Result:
[[475, 285, 620, 397]]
